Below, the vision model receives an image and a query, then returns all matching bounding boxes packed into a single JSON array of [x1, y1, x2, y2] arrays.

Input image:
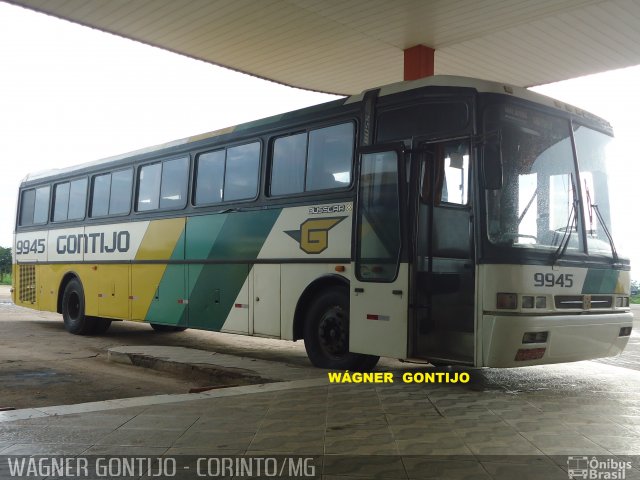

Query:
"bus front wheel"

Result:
[[303, 287, 379, 371]]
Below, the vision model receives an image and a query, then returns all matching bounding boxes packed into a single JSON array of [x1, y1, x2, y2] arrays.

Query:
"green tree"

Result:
[[0, 247, 11, 283]]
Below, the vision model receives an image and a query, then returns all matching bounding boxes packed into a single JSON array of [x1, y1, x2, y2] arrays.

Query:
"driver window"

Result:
[[421, 141, 470, 205]]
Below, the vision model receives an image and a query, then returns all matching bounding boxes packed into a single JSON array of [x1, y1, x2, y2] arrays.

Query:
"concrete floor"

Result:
[[1, 285, 639, 479]]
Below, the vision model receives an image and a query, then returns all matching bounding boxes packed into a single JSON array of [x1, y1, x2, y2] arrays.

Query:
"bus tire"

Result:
[[61, 278, 93, 335], [150, 323, 187, 333], [303, 287, 379, 371]]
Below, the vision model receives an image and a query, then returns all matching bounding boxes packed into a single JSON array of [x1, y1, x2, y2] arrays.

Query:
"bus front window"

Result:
[[484, 104, 582, 253], [573, 125, 617, 258]]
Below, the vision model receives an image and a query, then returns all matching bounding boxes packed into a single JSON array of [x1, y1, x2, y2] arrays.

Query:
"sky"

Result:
[[1, 2, 638, 279]]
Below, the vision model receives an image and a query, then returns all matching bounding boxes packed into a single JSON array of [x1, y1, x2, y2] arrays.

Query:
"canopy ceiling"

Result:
[[8, 0, 640, 94]]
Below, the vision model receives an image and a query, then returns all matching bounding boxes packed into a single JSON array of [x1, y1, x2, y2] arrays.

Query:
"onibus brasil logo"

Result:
[[567, 456, 631, 479], [285, 216, 346, 254]]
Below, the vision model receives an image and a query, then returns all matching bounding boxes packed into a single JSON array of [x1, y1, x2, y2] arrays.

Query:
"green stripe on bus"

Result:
[[188, 210, 281, 330], [145, 227, 188, 327], [148, 210, 282, 331], [581, 268, 619, 294]]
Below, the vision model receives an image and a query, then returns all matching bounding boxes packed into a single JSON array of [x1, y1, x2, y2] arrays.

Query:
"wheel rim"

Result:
[[318, 305, 348, 357], [67, 292, 80, 320]]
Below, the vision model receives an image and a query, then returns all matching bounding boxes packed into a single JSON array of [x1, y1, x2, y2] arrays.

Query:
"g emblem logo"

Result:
[[285, 217, 346, 254]]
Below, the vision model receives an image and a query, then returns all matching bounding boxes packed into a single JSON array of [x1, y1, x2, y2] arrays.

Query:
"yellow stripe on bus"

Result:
[[131, 218, 185, 321]]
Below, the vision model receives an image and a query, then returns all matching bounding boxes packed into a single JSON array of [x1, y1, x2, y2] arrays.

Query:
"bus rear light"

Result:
[[535, 296, 547, 308], [496, 293, 517, 309], [619, 327, 632, 337], [522, 331, 548, 344], [515, 348, 546, 361]]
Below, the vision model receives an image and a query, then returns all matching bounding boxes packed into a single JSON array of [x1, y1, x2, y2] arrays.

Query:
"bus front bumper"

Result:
[[481, 312, 633, 368]]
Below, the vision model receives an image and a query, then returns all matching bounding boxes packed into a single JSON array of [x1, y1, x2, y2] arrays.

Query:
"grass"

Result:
[[0, 274, 11, 286], [631, 294, 640, 305]]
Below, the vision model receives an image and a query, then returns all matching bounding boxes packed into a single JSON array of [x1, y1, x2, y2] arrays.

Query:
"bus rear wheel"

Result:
[[61, 278, 111, 335], [303, 287, 379, 371]]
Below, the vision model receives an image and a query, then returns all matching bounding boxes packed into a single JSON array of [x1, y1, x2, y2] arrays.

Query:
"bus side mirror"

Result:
[[482, 141, 503, 190]]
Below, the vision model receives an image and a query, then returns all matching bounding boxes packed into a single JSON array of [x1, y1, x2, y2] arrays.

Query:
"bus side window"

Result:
[[270, 133, 306, 196], [68, 178, 88, 220], [137, 163, 161, 211], [91, 170, 131, 217], [33, 186, 51, 225], [19, 189, 36, 226], [160, 157, 189, 210], [109, 169, 132, 215], [270, 122, 354, 196], [224, 142, 260, 201], [91, 173, 112, 217], [306, 123, 354, 191], [195, 150, 225, 205], [55, 179, 89, 221], [53, 182, 70, 222]]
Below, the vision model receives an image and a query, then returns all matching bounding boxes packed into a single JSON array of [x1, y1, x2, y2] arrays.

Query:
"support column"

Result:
[[404, 45, 435, 81]]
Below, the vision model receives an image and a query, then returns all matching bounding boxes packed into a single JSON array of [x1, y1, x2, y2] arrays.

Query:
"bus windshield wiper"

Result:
[[552, 202, 576, 264], [582, 181, 618, 262], [552, 175, 577, 264], [589, 202, 619, 262]]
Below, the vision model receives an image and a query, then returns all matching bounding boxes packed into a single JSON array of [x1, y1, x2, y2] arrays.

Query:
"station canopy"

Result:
[[9, 0, 640, 94]]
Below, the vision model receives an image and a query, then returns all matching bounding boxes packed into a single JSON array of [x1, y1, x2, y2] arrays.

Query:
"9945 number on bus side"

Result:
[[533, 272, 573, 288], [15, 239, 45, 255]]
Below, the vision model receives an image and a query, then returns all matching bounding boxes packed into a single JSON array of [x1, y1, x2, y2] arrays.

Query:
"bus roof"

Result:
[[22, 75, 610, 184]]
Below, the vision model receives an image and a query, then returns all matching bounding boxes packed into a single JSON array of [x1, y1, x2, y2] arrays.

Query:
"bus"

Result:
[[12, 75, 633, 370]]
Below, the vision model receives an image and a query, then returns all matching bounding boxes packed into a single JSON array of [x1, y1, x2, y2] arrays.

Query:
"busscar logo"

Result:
[[308, 203, 351, 215], [285, 216, 346, 254]]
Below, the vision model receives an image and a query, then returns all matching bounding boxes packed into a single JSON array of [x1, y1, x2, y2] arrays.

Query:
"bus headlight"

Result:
[[615, 297, 629, 308]]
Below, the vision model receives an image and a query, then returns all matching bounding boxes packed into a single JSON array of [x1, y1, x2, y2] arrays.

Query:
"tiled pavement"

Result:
[[1, 356, 640, 480]]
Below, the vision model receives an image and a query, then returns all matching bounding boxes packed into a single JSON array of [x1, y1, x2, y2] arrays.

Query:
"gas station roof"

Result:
[[8, 0, 640, 94]]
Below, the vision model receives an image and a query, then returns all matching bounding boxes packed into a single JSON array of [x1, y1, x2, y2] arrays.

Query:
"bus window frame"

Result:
[[267, 120, 357, 199], [134, 156, 191, 214], [192, 139, 262, 208], [17, 188, 37, 227], [51, 176, 89, 224], [28, 185, 51, 227], [89, 168, 134, 219]]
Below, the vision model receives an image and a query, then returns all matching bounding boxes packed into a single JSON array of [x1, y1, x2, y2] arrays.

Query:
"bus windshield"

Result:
[[485, 104, 583, 253]]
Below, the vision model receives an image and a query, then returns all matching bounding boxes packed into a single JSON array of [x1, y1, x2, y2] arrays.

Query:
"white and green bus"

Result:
[[13, 75, 633, 370]]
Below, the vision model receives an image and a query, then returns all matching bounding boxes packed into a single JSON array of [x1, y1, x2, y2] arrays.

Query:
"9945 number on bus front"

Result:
[[534, 272, 573, 288]]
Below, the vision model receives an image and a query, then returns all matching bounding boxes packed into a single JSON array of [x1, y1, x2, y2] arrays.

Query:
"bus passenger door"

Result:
[[413, 140, 475, 365], [350, 146, 409, 359]]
